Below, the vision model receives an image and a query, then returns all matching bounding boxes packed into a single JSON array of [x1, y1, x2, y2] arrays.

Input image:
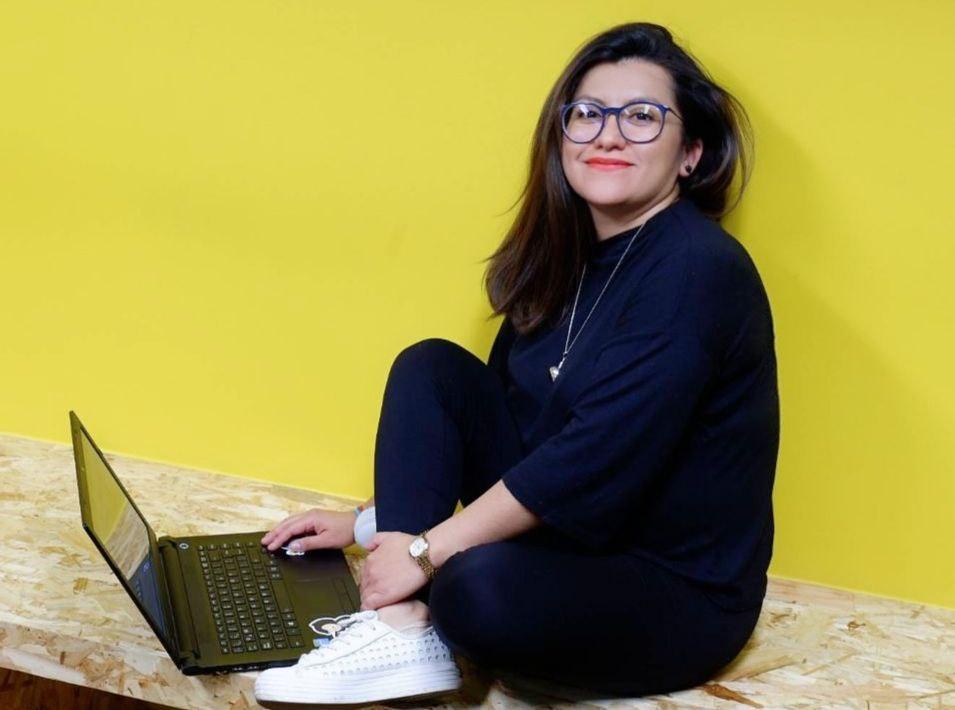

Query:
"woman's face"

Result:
[[560, 59, 702, 224]]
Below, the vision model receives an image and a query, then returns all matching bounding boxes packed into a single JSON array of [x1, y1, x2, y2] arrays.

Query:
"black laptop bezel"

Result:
[[70, 411, 184, 665]]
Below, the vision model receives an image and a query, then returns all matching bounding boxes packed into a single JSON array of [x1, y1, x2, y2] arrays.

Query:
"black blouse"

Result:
[[495, 197, 780, 612], [506, 210, 669, 444]]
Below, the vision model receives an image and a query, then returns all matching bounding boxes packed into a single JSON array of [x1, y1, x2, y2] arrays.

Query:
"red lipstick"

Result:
[[585, 157, 632, 171]]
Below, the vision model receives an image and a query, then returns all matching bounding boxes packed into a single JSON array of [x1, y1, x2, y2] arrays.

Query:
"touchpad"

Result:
[[289, 577, 359, 616]]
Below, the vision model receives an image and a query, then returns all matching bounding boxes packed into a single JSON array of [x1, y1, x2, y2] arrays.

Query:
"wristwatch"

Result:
[[408, 529, 436, 580]]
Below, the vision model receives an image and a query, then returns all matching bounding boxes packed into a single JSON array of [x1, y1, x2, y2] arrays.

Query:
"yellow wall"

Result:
[[2, 1, 953, 609]]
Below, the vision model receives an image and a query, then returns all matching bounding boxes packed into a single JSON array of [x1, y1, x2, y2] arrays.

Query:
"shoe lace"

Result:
[[300, 610, 377, 665]]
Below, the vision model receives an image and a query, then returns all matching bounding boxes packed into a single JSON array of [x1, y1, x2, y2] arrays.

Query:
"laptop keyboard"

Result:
[[198, 541, 305, 655]]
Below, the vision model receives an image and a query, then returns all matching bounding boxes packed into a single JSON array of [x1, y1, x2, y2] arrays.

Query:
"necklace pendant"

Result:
[[549, 357, 565, 382]]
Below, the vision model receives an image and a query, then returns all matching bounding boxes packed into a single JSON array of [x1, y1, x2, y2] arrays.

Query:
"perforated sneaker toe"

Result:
[[253, 609, 463, 704]]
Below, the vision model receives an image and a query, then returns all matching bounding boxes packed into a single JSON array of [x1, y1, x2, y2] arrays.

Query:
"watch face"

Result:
[[409, 537, 427, 556]]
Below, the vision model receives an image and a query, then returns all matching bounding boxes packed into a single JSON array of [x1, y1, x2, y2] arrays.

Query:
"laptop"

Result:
[[69, 411, 361, 675]]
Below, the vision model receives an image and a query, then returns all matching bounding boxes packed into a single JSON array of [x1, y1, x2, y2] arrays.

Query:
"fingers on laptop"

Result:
[[262, 513, 313, 550]]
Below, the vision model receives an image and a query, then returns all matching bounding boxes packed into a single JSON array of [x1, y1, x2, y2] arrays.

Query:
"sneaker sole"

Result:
[[255, 661, 463, 704]]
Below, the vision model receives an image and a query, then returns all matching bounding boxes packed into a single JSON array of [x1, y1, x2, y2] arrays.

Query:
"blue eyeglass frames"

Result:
[[559, 100, 684, 144]]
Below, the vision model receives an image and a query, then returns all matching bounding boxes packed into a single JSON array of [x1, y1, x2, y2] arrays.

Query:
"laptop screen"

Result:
[[74, 423, 174, 645]]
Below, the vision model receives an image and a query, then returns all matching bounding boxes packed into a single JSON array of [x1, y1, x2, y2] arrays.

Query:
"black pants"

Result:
[[373, 338, 760, 697]]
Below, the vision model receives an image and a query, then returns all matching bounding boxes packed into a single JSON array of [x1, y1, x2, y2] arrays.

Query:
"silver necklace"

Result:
[[549, 221, 647, 382]]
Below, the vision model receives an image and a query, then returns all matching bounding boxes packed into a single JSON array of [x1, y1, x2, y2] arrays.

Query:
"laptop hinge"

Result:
[[158, 538, 200, 666]]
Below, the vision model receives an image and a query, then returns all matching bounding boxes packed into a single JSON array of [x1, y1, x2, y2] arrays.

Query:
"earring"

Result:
[[685, 164, 694, 175]]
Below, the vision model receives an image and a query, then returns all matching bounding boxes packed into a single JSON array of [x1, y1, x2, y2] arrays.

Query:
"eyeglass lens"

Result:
[[562, 102, 666, 143]]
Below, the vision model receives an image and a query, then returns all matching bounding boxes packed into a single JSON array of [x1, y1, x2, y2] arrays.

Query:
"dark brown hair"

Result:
[[483, 22, 754, 335]]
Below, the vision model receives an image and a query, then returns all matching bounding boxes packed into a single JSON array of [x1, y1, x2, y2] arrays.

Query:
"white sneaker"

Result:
[[253, 610, 463, 704]]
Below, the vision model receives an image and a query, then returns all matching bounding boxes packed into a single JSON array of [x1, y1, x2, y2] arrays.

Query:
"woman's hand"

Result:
[[261, 508, 356, 552], [359, 532, 429, 610]]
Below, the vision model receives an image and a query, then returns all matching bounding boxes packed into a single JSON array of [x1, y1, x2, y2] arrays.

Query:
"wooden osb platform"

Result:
[[1, 433, 952, 708]]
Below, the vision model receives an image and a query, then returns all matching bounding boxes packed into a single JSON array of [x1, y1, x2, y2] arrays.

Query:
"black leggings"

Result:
[[373, 338, 760, 697]]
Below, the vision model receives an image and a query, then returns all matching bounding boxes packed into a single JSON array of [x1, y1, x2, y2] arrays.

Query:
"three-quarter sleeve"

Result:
[[500, 323, 716, 550]]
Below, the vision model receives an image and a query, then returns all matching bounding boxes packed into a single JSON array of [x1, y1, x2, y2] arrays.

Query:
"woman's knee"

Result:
[[386, 338, 468, 386]]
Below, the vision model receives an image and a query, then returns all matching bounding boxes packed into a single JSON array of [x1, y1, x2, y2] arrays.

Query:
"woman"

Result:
[[255, 21, 778, 705]]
